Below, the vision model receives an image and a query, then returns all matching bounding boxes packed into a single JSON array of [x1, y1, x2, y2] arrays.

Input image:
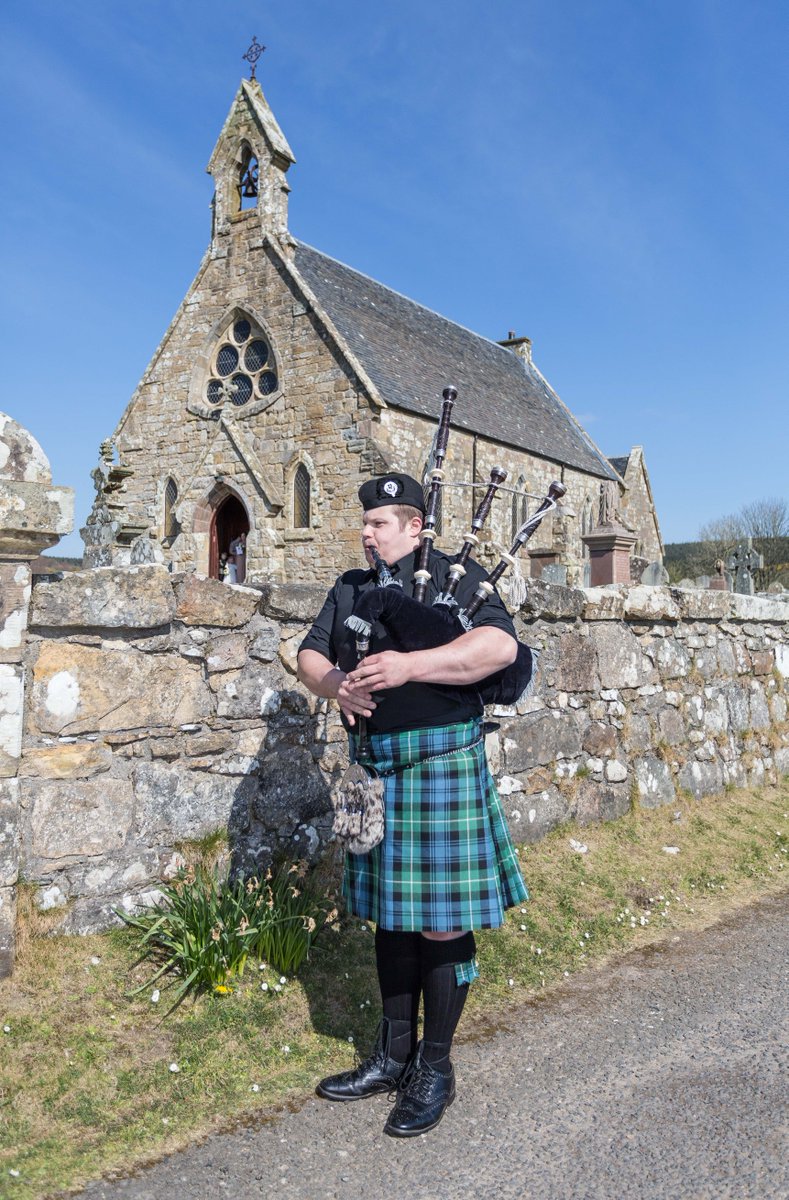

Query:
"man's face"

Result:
[[361, 506, 421, 567]]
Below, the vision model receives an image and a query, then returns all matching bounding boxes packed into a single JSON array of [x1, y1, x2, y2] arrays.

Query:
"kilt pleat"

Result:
[[342, 720, 528, 932]]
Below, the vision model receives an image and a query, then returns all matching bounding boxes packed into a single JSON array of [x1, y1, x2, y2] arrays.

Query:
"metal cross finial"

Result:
[[243, 36, 266, 80]]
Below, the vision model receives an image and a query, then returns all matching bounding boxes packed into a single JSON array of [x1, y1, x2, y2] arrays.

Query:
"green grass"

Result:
[[1, 780, 787, 1199]]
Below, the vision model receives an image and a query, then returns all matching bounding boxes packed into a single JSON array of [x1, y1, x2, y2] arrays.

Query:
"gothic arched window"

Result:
[[206, 315, 279, 411], [293, 463, 311, 528], [163, 477, 179, 542]]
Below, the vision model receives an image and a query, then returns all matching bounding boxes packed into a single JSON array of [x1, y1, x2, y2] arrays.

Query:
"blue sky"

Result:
[[1, 0, 787, 555]]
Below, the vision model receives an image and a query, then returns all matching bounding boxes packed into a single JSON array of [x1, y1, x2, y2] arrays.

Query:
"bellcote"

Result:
[[207, 78, 296, 241]]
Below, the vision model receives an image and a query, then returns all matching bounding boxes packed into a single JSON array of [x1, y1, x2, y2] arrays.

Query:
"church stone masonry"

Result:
[[82, 75, 662, 585]]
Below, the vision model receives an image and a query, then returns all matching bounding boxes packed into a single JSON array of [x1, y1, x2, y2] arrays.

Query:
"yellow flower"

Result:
[[213, 984, 232, 994]]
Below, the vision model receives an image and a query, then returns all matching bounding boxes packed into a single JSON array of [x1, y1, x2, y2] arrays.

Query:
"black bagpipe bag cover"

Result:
[[350, 586, 534, 707]]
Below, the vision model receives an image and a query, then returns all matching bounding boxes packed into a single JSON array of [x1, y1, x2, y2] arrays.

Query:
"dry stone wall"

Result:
[[492, 581, 789, 842], [21, 568, 334, 934], [14, 567, 789, 942]]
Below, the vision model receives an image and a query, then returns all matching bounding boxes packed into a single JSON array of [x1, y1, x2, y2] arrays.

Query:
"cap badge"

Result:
[[382, 480, 399, 497]]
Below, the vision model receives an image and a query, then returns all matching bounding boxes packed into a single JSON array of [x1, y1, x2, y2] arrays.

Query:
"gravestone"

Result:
[[541, 563, 567, 586], [640, 561, 669, 586], [709, 557, 730, 592], [726, 539, 764, 596], [630, 555, 649, 583]]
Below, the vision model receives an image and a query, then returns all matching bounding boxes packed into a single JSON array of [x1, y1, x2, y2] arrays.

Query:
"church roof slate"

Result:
[[292, 240, 617, 481], [608, 455, 631, 478]]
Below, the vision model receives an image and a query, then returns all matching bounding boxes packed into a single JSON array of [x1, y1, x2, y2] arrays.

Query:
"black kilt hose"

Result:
[[299, 547, 529, 936]]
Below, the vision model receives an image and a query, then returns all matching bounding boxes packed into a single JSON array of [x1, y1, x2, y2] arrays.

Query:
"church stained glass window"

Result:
[[206, 315, 279, 410], [216, 345, 239, 376], [258, 370, 278, 396], [163, 477, 179, 542], [294, 463, 311, 528], [230, 374, 253, 405]]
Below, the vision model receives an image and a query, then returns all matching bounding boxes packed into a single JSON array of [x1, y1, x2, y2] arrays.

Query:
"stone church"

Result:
[[81, 72, 663, 587]]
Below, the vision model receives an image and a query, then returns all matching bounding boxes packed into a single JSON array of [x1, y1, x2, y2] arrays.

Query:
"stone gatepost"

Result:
[[0, 414, 73, 976]]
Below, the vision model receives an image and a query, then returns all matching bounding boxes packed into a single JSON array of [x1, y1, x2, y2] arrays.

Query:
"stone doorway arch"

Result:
[[210, 494, 249, 581], [193, 484, 252, 580]]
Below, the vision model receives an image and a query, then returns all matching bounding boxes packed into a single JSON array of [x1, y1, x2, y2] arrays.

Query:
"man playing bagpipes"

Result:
[[297, 469, 530, 1137]]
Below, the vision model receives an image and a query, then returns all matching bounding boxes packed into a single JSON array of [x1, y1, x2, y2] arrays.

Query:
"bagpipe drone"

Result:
[[346, 386, 566, 707]]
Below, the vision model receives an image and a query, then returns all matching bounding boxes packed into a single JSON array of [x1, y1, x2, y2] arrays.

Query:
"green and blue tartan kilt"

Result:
[[342, 719, 528, 932]]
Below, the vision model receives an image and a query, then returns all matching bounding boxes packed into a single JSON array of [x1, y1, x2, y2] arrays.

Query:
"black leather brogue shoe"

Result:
[[316, 1019, 406, 1102], [383, 1045, 456, 1137]]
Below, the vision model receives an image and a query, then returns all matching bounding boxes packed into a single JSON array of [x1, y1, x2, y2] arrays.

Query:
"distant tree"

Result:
[[695, 497, 789, 590], [741, 497, 789, 541]]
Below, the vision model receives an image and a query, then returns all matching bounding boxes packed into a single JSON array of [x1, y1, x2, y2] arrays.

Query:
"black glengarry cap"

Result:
[[358, 473, 426, 514]]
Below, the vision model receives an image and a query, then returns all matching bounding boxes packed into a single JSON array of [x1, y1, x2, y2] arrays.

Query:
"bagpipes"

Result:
[[346, 386, 566, 707]]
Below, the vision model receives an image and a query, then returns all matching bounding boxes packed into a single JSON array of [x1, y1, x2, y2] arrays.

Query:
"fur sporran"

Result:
[[331, 762, 385, 855]]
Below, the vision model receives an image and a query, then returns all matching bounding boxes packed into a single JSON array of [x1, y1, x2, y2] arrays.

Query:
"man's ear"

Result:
[[410, 516, 424, 538]]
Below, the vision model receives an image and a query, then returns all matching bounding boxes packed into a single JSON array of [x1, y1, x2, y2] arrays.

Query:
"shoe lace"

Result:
[[391, 1055, 436, 1104], [386, 1056, 412, 1102]]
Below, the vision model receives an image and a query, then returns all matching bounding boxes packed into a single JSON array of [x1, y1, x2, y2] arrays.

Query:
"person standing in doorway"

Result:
[[229, 531, 246, 583]]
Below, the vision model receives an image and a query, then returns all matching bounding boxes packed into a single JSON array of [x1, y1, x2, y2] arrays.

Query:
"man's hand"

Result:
[[336, 675, 377, 726], [297, 649, 377, 727], [346, 651, 412, 693]]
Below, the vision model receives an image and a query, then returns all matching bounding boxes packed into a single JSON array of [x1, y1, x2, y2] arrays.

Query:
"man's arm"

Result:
[[297, 648, 377, 726], [343, 626, 517, 693]]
